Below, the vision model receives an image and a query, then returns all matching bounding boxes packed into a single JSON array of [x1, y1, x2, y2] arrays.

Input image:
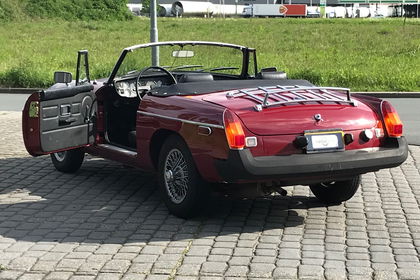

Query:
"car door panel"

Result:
[[23, 84, 96, 155]]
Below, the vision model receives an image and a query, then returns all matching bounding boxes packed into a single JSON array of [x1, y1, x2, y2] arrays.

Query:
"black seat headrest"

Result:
[[259, 71, 287, 80], [179, 73, 214, 83]]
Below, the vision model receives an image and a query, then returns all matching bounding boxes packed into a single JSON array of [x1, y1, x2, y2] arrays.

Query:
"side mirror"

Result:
[[54, 71, 72, 84]]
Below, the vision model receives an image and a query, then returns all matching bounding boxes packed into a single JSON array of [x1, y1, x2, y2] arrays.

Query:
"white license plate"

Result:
[[311, 134, 339, 149], [305, 130, 344, 153]]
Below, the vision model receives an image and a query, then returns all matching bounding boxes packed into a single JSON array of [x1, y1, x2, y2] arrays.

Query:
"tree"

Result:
[[141, 0, 151, 14]]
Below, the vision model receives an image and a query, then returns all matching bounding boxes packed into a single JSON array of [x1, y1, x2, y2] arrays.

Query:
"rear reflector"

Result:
[[245, 137, 258, 147], [223, 110, 245, 150], [381, 101, 403, 137]]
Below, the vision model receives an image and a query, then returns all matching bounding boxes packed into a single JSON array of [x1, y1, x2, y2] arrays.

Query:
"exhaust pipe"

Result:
[[272, 181, 287, 196], [215, 181, 288, 198]]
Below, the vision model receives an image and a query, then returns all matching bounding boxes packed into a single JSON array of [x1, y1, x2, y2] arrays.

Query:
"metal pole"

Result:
[[223, 0, 226, 18], [402, 0, 405, 17], [150, 0, 159, 66]]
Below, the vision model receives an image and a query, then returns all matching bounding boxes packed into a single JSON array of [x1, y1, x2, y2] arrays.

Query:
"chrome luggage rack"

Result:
[[226, 85, 357, 112]]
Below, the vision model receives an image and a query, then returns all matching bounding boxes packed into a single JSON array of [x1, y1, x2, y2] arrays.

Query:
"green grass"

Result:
[[0, 17, 419, 91]]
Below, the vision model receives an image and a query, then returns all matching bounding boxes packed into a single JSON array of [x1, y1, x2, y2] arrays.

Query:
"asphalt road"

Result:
[[0, 94, 30, 111], [385, 98, 419, 145], [0, 94, 418, 145]]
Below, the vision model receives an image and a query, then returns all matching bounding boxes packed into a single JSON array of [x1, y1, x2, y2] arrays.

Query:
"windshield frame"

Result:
[[106, 41, 255, 84]]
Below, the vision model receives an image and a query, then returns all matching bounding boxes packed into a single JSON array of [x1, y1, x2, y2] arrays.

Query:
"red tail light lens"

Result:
[[381, 101, 403, 137], [223, 110, 245, 150]]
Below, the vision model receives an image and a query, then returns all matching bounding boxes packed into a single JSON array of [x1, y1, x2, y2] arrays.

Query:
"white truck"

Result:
[[242, 4, 307, 17]]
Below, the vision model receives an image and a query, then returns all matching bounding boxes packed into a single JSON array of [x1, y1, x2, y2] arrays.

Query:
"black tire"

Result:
[[157, 135, 207, 218], [309, 175, 361, 204], [50, 149, 85, 173]]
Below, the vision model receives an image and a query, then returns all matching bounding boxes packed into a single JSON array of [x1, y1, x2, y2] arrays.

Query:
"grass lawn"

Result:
[[0, 17, 419, 91]]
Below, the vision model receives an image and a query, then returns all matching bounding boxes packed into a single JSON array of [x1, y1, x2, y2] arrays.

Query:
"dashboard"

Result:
[[114, 75, 171, 98]]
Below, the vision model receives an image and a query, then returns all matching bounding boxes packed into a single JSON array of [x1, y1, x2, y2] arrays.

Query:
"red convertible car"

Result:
[[22, 41, 408, 218]]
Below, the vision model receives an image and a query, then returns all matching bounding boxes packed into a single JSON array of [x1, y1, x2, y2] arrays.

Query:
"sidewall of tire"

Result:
[[310, 175, 361, 204], [50, 149, 85, 173]]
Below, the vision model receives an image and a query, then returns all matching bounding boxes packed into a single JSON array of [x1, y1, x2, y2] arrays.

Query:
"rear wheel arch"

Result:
[[150, 129, 183, 169]]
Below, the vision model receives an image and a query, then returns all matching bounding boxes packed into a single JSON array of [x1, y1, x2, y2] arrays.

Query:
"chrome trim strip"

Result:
[[137, 111, 224, 129], [98, 144, 137, 157]]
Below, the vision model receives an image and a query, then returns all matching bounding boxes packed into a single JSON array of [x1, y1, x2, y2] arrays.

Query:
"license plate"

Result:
[[305, 129, 344, 153]]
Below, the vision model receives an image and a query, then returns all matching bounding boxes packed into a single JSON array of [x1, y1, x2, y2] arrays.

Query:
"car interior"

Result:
[[105, 54, 288, 151], [105, 71, 225, 150]]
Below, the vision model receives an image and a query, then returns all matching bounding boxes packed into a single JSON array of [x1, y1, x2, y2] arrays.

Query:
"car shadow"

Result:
[[0, 155, 328, 244]]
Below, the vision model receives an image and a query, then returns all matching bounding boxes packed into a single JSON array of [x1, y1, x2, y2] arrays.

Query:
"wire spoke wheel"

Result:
[[50, 148, 85, 173], [164, 148, 189, 204], [53, 151, 66, 162], [158, 135, 209, 218], [320, 181, 336, 188]]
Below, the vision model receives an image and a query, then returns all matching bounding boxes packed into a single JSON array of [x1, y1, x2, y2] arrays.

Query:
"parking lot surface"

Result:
[[0, 111, 419, 280]]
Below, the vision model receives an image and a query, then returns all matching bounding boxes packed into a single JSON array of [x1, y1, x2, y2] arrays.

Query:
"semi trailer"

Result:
[[242, 4, 307, 17]]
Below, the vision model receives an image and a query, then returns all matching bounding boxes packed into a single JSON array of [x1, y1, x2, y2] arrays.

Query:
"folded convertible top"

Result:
[[150, 79, 314, 96]]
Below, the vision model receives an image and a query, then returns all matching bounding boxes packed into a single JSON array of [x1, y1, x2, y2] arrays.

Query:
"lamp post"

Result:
[[320, 0, 326, 18], [417, 0, 419, 18], [150, 0, 159, 66]]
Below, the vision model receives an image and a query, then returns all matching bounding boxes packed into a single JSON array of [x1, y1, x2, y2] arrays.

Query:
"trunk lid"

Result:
[[202, 87, 378, 136]]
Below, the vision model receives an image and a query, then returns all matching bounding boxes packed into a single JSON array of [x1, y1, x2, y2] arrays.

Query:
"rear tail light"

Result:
[[223, 110, 245, 150], [381, 101, 403, 138]]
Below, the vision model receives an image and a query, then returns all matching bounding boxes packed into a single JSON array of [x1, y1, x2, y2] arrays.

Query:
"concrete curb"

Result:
[[1, 88, 420, 98]]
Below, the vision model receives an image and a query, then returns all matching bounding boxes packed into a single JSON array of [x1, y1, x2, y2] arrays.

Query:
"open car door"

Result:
[[22, 83, 96, 156], [23, 51, 97, 156]]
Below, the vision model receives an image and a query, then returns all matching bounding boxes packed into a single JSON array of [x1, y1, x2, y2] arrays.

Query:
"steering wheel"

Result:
[[135, 66, 177, 99]]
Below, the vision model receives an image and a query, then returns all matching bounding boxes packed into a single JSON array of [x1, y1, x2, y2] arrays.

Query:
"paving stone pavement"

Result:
[[0, 111, 420, 280]]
